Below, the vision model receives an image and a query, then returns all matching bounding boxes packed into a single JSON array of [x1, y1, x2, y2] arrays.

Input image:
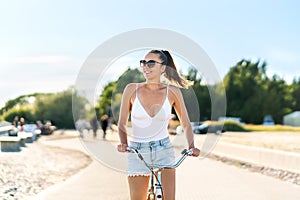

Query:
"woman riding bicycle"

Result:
[[117, 49, 200, 200]]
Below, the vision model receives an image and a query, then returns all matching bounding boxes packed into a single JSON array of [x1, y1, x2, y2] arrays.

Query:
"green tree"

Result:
[[224, 59, 293, 124], [224, 59, 268, 123], [0, 93, 43, 116], [2, 107, 35, 124], [114, 68, 145, 94], [263, 75, 293, 123], [33, 93, 54, 122], [98, 68, 144, 121], [186, 67, 211, 121], [290, 78, 300, 111], [34, 87, 87, 128], [98, 81, 117, 117]]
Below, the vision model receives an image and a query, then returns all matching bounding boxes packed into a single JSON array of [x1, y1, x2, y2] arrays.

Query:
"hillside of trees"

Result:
[[0, 87, 87, 129]]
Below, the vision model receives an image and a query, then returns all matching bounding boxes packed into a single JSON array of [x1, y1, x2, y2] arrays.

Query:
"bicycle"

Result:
[[126, 146, 194, 200]]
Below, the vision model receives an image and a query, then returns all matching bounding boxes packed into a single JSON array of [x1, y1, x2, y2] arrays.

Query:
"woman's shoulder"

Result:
[[124, 82, 145, 90], [123, 82, 145, 96], [166, 84, 183, 104], [168, 84, 181, 94], [124, 83, 136, 89], [122, 83, 135, 94]]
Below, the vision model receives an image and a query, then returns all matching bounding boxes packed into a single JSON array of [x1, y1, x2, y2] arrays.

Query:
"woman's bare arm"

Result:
[[169, 86, 200, 156], [117, 83, 135, 151]]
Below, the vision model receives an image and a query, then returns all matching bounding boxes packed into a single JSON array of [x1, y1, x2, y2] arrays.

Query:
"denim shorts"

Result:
[[127, 137, 175, 176]]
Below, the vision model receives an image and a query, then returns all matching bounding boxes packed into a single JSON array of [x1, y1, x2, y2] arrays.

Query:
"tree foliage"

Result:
[[97, 68, 145, 121], [290, 78, 300, 111], [0, 93, 44, 116], [2, 107, 35, 124], [224, 59, 293, 124], [2, 59, 300, 126], [1, 87, 87, 128], [185, 67, 211, 121]]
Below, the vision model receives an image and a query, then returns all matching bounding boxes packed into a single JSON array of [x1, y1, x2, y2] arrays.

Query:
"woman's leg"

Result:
[[161, 168, 176, 200], [128, 176, 150, 200]]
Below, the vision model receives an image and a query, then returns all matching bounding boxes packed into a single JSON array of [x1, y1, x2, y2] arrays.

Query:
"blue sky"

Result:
[[1, 0, 300, 107]]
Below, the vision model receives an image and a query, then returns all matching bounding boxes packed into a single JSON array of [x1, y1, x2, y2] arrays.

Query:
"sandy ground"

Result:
[[0, 132, 92, 200]]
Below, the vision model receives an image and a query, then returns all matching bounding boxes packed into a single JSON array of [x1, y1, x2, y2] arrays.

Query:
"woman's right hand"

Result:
[[117, 143, 129, 152]]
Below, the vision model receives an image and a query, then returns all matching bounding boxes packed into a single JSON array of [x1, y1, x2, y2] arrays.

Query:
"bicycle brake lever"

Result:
[[126, 146, 136, 152], [186, 149, 194, 155], [181, 149, 193, 155]]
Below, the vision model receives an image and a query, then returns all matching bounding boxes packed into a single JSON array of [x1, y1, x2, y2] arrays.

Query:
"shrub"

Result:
[[3, 107, 35, 124], [223, 120, 247, 132]]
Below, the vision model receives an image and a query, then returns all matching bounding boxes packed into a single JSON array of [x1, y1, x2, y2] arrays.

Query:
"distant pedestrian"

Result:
[[9, 116, 19, 136], [12, 116, 19, 128], [75, 115, 90, 137], [36, 120, 43, 130], [100, 114, 109, 139], [90, 116, 99, 138], [19, 117, 25, 132]]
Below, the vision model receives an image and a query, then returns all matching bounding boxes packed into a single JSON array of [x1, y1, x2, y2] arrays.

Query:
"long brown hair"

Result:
[[148, 49, 193, 89]]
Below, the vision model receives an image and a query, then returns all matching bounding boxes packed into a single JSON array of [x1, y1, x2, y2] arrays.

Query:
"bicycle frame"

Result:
[[126, 147, 193, 200]]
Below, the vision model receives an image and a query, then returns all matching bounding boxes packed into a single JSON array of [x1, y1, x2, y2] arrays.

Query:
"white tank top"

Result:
[[130, 84, 171, 142]]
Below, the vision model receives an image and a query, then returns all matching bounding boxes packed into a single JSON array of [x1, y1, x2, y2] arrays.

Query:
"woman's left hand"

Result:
[[189, 147, 200, 157]]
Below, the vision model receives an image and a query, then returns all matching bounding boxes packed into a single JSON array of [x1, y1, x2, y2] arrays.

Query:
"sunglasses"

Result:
[[140, 60, 164, 68]]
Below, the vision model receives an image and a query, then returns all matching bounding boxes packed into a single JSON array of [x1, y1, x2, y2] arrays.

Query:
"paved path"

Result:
[[33, 131, 300, 200]]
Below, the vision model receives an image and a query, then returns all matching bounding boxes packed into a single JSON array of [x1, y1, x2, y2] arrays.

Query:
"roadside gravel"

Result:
[[208, 151, 300, 186]]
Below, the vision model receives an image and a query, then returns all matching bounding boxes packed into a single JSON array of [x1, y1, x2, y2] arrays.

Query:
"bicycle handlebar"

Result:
[[126, 146, 193, 169]]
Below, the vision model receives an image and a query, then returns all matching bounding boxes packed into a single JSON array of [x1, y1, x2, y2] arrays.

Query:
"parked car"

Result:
[[263, 115, 275, 126], [8, 127, 18, 136], [0, 121, 17, 136], [191, 122, 209, 134], [176, 122, 209, 134], [41, 121, 56, 135], [176, 121, 226, 135]]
